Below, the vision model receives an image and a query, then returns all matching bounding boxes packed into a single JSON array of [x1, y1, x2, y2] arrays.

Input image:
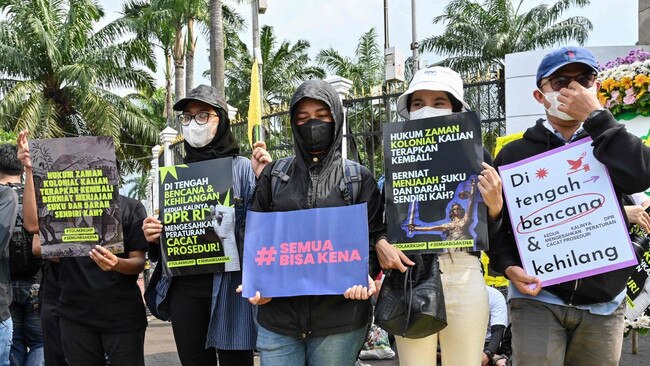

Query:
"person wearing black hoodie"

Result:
[[245, 80, 383, 366], [490, 46, 650, 366], [142, 85, 256, 366]]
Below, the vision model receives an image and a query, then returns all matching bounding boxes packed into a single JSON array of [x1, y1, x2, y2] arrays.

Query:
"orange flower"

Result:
[[621, 77, 633, 90], [601, 78, 616, 92], [598, 92, 608, 106], [634, 74, 648, 88]]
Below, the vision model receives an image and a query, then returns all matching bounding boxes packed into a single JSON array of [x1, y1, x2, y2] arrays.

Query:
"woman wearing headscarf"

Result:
[[245, 80, 384, 365], [375, 67, 503, 366], [142, 85, 257, 366]]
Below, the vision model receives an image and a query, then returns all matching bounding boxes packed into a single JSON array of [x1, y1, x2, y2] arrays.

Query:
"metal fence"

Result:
[[164, 79, 506, 178]]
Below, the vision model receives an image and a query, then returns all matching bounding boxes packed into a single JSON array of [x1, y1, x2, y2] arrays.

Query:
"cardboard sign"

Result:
[[158, 158, 238, 276], [30, 137, 123, 258], [242, 204, 369, 297], [383, 112, 488, 253], [500, 138, 637, 286]]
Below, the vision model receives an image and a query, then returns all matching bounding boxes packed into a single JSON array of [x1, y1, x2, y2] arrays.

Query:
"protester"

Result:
[[490, 46, 650, 366], [244, 79, 383, 366], [0, 143, 44, 366], [16, 132, 67, 366], [375, 66, 503, 366], [142, 84, 256, 366], [483, 286, 508, 366], [0, 166, 19, 366]]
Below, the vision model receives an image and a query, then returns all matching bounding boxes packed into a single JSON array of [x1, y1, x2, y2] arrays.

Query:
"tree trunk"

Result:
[[173, 24, 185, 103], [164, 50, 174, 128], [209, 0, 225, 95], [186, 17, 196, 94]]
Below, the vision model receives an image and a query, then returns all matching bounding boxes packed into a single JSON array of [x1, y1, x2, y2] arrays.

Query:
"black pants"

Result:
[[40, 297, 68, 366], [59, 317, 145, 366], [168, 284, 253, 366]]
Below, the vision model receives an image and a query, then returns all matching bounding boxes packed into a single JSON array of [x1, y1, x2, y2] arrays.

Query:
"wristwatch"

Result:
[[585, 108, 605, 122]]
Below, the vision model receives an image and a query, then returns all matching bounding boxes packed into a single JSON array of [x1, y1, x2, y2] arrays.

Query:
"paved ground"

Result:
[[143, 318, 650, 365]]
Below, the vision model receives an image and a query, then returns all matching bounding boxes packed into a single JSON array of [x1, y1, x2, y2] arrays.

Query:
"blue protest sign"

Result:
[[242, 203, 369, 298]]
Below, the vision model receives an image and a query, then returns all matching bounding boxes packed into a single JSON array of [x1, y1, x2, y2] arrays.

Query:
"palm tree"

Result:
[[316, 27, 384, 95], [210, 0, 226, 95], [126, 172, 150, 200], [224, 25, 325, 116], [0, 0, 159, 173], [421, 0, 592, 78]]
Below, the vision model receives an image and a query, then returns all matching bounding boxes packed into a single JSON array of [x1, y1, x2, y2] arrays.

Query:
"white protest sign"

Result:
[[500, 138, 637, 286]]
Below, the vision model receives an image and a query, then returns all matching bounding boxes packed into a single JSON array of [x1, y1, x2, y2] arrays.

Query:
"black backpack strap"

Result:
[[271, 157, 293, 197], [340, 159, 363, 204]]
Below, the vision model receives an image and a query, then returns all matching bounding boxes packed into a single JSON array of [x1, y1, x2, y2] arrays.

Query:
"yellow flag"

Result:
[[247, 60, 262, 147], [494, 132, 524, 156]]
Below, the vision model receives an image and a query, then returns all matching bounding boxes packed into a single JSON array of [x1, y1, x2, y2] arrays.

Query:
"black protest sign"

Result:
[[383, 112, 488, 253], [159, 157, 238, 276], [30, 137, 123, 258]]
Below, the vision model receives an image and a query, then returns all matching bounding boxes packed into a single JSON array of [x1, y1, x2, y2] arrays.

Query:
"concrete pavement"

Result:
[[143, 317, 650, 365]]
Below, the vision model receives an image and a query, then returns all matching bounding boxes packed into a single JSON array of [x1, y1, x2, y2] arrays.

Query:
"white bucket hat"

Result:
[[396, 66, 470, 119]]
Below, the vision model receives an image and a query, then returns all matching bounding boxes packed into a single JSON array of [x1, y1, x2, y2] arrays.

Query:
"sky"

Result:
[[97, 0, 640, 89]]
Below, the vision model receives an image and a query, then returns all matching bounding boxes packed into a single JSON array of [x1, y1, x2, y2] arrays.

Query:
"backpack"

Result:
[[270, 157, 362, 204], [7, 184, 42, 277]]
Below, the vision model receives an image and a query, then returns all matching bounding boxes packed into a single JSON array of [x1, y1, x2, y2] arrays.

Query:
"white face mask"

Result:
[[542, 85, 597, 121], [409, 106, 453, 120], [182, 121, 215, 148]]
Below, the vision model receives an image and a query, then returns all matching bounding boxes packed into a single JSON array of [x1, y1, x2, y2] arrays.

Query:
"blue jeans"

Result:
[[256, 325, 366, 366], [0, 317, 13, 366], [9, 281, 44, 366]]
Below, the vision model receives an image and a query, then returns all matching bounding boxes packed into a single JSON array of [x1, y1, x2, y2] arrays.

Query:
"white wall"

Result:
[[505, 45, 650, 135]]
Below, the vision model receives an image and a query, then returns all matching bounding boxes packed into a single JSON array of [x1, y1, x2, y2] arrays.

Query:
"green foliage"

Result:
[[316, 27, 384, 94], [0, 129, 17, 144], [0, 0, 159, 173], [223, 25, 325, 118], [422, 0, 592, 78]]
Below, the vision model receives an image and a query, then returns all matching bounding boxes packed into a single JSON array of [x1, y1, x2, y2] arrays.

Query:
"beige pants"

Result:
[[395, 252, 489, 366]]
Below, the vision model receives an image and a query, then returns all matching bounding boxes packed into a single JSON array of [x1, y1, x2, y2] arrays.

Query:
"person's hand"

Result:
[[17, 130, 32, 169], [504, 266, 542, 296], [236, 285, 272, 305], [375, 238, 414, 272], [89, 245, 119, 271], [481, 353, 490, 366], [625, 205, 650, 232], [556, 80, 602, 122], [478, 162, 503, 220], [252, 141, 272, 178], [344, 275, 376, 300], [142, 216, 163, 242]]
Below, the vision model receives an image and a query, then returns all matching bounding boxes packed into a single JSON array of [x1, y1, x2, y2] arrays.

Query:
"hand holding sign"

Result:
[[375, 238, 414, 273], [236, 285, 271, 305], [17, 130, 32, 169], [252, 141, 272, 178], [142, 216, 163, 242], [477, 162, 503, 220], [504, 266, 542, 296], [343, 275, 377, 300]]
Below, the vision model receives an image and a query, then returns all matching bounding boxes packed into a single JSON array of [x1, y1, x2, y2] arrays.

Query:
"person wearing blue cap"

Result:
[[489, 46, 650, 366]]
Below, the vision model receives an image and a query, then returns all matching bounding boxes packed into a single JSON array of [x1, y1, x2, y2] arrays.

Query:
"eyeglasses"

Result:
[[177, 112, 218, 126], [540, 73, 596, 91]]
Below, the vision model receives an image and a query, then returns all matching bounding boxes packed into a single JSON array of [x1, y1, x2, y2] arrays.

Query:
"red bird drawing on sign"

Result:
[[567, 151, 589, 174]]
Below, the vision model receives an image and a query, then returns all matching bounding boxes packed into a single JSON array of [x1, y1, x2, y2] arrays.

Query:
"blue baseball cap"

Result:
[[536, 46, 599, 86]]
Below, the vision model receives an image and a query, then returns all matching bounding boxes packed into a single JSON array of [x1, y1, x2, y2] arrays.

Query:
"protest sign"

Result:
[[383, 112, 487, 253], [29, 137, 122, 257], [242, 204, 369, 298], [159, 157, 237, 276], [625, 220, 650, 320], [500, 138, 637, 286]]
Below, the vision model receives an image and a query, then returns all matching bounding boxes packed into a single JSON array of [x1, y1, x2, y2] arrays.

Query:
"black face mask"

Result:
[[296, 119, 335, 154]]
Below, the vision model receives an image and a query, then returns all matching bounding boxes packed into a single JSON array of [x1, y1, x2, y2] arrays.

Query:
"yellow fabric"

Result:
[[482, 252, 509, 287], [247, 60, 262, 147], [493, 131, 524, 156]]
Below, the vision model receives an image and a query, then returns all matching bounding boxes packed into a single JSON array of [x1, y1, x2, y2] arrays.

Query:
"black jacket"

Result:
[[0, 186, 17, 321], [490, 110, 650, 305], [250, 80, 383, 338]]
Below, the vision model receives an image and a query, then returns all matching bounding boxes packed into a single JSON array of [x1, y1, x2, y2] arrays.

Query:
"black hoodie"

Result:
[[490, 110, 650, 305], [250, 80, 383, 338]]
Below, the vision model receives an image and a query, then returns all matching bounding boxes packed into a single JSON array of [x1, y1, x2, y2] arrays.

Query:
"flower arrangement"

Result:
[[598, 49, 650, 119], [624, 315, 650, 337]]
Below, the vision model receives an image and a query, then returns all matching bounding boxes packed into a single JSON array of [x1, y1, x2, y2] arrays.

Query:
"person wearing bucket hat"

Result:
[[142, 84, 258, 366], [489, 46, 650, 366], [375, 66, 504, 366]]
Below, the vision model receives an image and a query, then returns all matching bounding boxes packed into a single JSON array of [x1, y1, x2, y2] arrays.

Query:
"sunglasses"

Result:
[[540, 73, 596, 91]]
